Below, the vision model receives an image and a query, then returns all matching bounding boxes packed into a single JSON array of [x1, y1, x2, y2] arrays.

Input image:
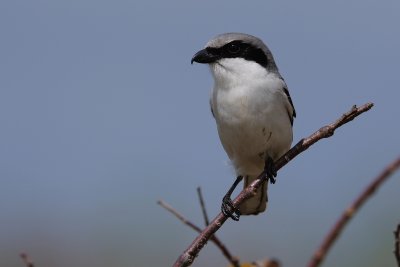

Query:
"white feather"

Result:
[[210, 58, 293, 176]]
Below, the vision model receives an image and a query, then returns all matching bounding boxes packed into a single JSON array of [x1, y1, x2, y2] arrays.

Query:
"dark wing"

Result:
[[283, 85, 296, 125], [210, 99, 215, 118]]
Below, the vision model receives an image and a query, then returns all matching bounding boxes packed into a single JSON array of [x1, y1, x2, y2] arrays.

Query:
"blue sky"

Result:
[[1, 1, 399, 266]]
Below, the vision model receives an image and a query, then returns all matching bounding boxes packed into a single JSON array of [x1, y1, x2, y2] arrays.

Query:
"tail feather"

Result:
[[238, 175, 268, 215]]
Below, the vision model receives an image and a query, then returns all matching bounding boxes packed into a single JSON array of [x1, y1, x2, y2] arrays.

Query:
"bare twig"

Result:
[[158, 200, 201, 232], [395, 223, 400, 267], [308, 156, 400, 267], [157, 200, 240, 267], [197, 187, 210, 226], [20, 253, 34, 267], [173, 103, 374, 267]]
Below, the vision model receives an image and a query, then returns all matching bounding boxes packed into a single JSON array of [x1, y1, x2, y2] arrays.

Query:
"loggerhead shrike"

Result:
[[191, 33, 296, 220]]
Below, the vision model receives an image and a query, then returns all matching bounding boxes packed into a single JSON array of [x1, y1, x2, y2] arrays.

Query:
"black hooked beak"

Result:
[[191, 48, 219, 64]]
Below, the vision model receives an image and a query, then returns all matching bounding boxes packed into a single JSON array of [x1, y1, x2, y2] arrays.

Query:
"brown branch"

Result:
[[173, 102, 374, 267], [20, 253, 34, 267], [307, 156, 400, 267], [197, 187, 210, 226], [157, 200, 240, 267], [395, 223, 400, 267]]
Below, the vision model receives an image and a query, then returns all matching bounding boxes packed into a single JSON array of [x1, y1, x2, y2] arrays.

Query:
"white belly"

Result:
[[211, 75, 293, 176]]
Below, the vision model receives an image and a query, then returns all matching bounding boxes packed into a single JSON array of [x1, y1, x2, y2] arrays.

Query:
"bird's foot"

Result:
[[264, 156, 277, 184], [221, 195, 241, 221], [221, 176, 243, 221]]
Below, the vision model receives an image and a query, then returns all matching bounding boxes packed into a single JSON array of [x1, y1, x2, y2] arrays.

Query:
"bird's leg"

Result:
[[221, 175, 243, 221], [264, 156, 277, 184]]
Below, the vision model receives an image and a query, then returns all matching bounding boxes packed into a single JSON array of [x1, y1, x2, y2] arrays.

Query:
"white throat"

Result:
[[209, 58, 274, 89]]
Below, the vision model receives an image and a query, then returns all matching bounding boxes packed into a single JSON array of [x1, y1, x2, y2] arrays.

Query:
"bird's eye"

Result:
[[227, 43, 240, 54]]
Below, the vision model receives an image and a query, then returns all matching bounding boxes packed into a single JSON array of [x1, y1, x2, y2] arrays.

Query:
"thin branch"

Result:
[[395, 223, 400, 267], [197, 187, 210, 226], [20, 253, 34, 267], [158, 200, 201, 232], [157, 200, 240, 267], [308, 156, 400, 267], [173, 102, 374, 267]]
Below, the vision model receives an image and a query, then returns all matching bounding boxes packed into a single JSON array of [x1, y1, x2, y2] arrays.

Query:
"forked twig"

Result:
[[158, 200, 240, 267], [308, 156, 400, 267], [173, 103, 374, 267]]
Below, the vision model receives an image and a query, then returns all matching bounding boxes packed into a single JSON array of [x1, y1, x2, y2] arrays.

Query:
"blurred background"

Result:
[[1, 0, 399, 266]]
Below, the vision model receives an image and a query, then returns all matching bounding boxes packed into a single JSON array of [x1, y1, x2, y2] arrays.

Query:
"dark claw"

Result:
[[220, 176, 243, 221], [221, 195, 241, 221], [265, 156, 277, 184]]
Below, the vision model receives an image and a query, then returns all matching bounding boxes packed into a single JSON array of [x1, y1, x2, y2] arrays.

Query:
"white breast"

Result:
[[210, 58, 293, 176]]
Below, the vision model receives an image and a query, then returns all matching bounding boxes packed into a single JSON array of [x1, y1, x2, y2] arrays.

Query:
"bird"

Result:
[[191, 33, 296, 220]]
